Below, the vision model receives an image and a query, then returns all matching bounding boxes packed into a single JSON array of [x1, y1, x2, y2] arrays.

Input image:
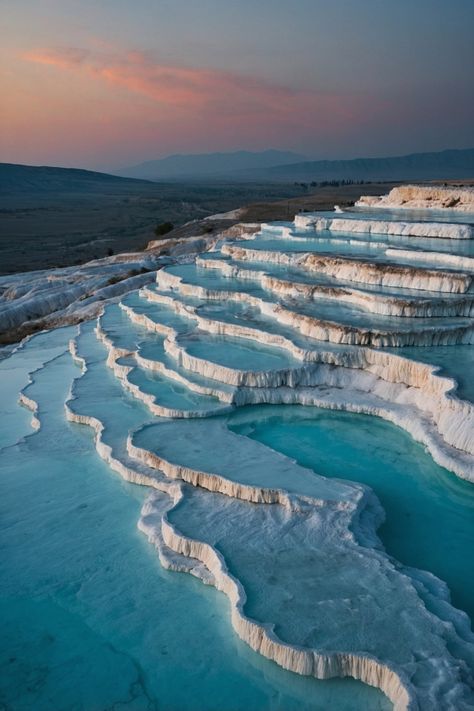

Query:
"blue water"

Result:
[[127, 365, 223, 412], [0, 327, 71, 449], [2, 200, 474, 709], [198, 252, 469, 300], [229, 405, 474, 624], [298, 209, 474, 257], [320, 207, 474, 224], [0, 331, 389, 710], [232, 234, 474, 267], [168, 262, 472, 336], [122, 290, 196, 333], [179, 332, 300, 371]]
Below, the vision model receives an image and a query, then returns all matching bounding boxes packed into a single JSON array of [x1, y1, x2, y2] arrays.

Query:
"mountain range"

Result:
[[1, 149, 473, 195], [117, 150, 306, 180], [116, 148, 474, 183], [256, 148, 474, 183]]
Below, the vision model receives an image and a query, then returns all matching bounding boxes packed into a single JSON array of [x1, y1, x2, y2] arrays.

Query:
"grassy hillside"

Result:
[[0, 163, 153, 193], [0, 164, 306, 274]]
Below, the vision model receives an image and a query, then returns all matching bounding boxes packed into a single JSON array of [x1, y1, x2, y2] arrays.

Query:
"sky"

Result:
[[1, 0, 473, 171]]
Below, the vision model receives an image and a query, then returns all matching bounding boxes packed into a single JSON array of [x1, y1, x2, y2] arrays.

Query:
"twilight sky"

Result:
[[1, 0, 473, 170]]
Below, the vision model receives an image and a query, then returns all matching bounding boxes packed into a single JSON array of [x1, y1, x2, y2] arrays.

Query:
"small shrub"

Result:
[[107, 267, 150, 286], [107, 274, 124, 286], [154, 221, 174, 237]]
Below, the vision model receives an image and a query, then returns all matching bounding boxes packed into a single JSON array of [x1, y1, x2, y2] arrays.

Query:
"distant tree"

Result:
[[107, 247, 114, 256], [154, 221, 174, 237]]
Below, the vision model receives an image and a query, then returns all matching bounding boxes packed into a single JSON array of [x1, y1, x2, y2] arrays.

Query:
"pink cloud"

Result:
[[22, 47, 362, 126], [8, 46, 402, 167], [25, 47, 90, 69]]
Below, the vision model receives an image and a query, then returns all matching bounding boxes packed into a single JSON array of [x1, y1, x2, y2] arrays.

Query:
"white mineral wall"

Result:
[[119, 302, 175, 337], [148, 277, 462, 408], [161, 344, 474, 478], [155, 269, 474, 347], [222, 244, 472, 293], [96, 310, 235, 403], [128, 436, 287, 505], [0, 262, 157, 334], [128, 289, 474, 472], [385, 248, 474, 271], [296, 215, 473, 240], [356, 185, 474, 212], [138, 493, 217, 584], [62, 322, 474, 709], [78, 314, 474, 484], [18, 392, 41, 430], [196, 256, 474, 318], [45, 190, 474, 710], [158, 512, 413, 711], [108, 332, 474, 485], [154, 280, 474, 444], [94, 315, 230, 417], [132, 429, 473, 709]]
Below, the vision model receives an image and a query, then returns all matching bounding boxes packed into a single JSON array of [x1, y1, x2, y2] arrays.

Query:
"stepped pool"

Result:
[[228, 405, 474, 621], [1, 199, 474, 710], [1, 335, 392, 711]]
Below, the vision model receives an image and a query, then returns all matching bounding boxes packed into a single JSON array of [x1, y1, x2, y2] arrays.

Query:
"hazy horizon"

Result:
[[3, 146, 474, 178], [1, 0, 473, 171]]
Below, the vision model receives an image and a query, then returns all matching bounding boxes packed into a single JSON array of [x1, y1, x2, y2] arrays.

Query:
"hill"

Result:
[[0, 162, 304, 274], [118, 150, 306, 180], [0, 163, 153, 194], [245, 148, 474, 183]]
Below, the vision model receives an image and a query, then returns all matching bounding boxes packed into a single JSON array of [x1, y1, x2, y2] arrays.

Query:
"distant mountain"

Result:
[[2, 148, 472, 194], [0, 163, 153, 193], [118, 150, 306, 180], [241, 148, 474, 183]]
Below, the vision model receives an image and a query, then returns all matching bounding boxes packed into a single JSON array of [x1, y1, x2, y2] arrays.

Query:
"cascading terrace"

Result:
[[3, 196, 474, 710]]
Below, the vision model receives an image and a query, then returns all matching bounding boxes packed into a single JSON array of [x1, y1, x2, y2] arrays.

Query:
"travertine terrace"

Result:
[[356, 184, 474, 212], [5, 191, 474, 710]]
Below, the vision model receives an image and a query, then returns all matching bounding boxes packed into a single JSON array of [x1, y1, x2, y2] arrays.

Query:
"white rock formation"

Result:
[[356, 185, 474, 212], [60, 321, 474, 710], [5, 187, 474, 710], [154, 267, 474, 348], [196, 256, 474, 318], [117, 297, 474, 481], [222, 244, 473, 293], [295, 214, 473, 239], [0, 224, 257, 341]]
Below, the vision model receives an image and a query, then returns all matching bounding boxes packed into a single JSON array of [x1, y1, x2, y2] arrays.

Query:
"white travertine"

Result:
[[47, 193, 474, 710], [356, 185, 474, 212], [295, 214, 473, 239]]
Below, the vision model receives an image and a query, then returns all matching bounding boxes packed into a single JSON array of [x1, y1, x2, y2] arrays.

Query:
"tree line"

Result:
[[294, 179, 368, 190]]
